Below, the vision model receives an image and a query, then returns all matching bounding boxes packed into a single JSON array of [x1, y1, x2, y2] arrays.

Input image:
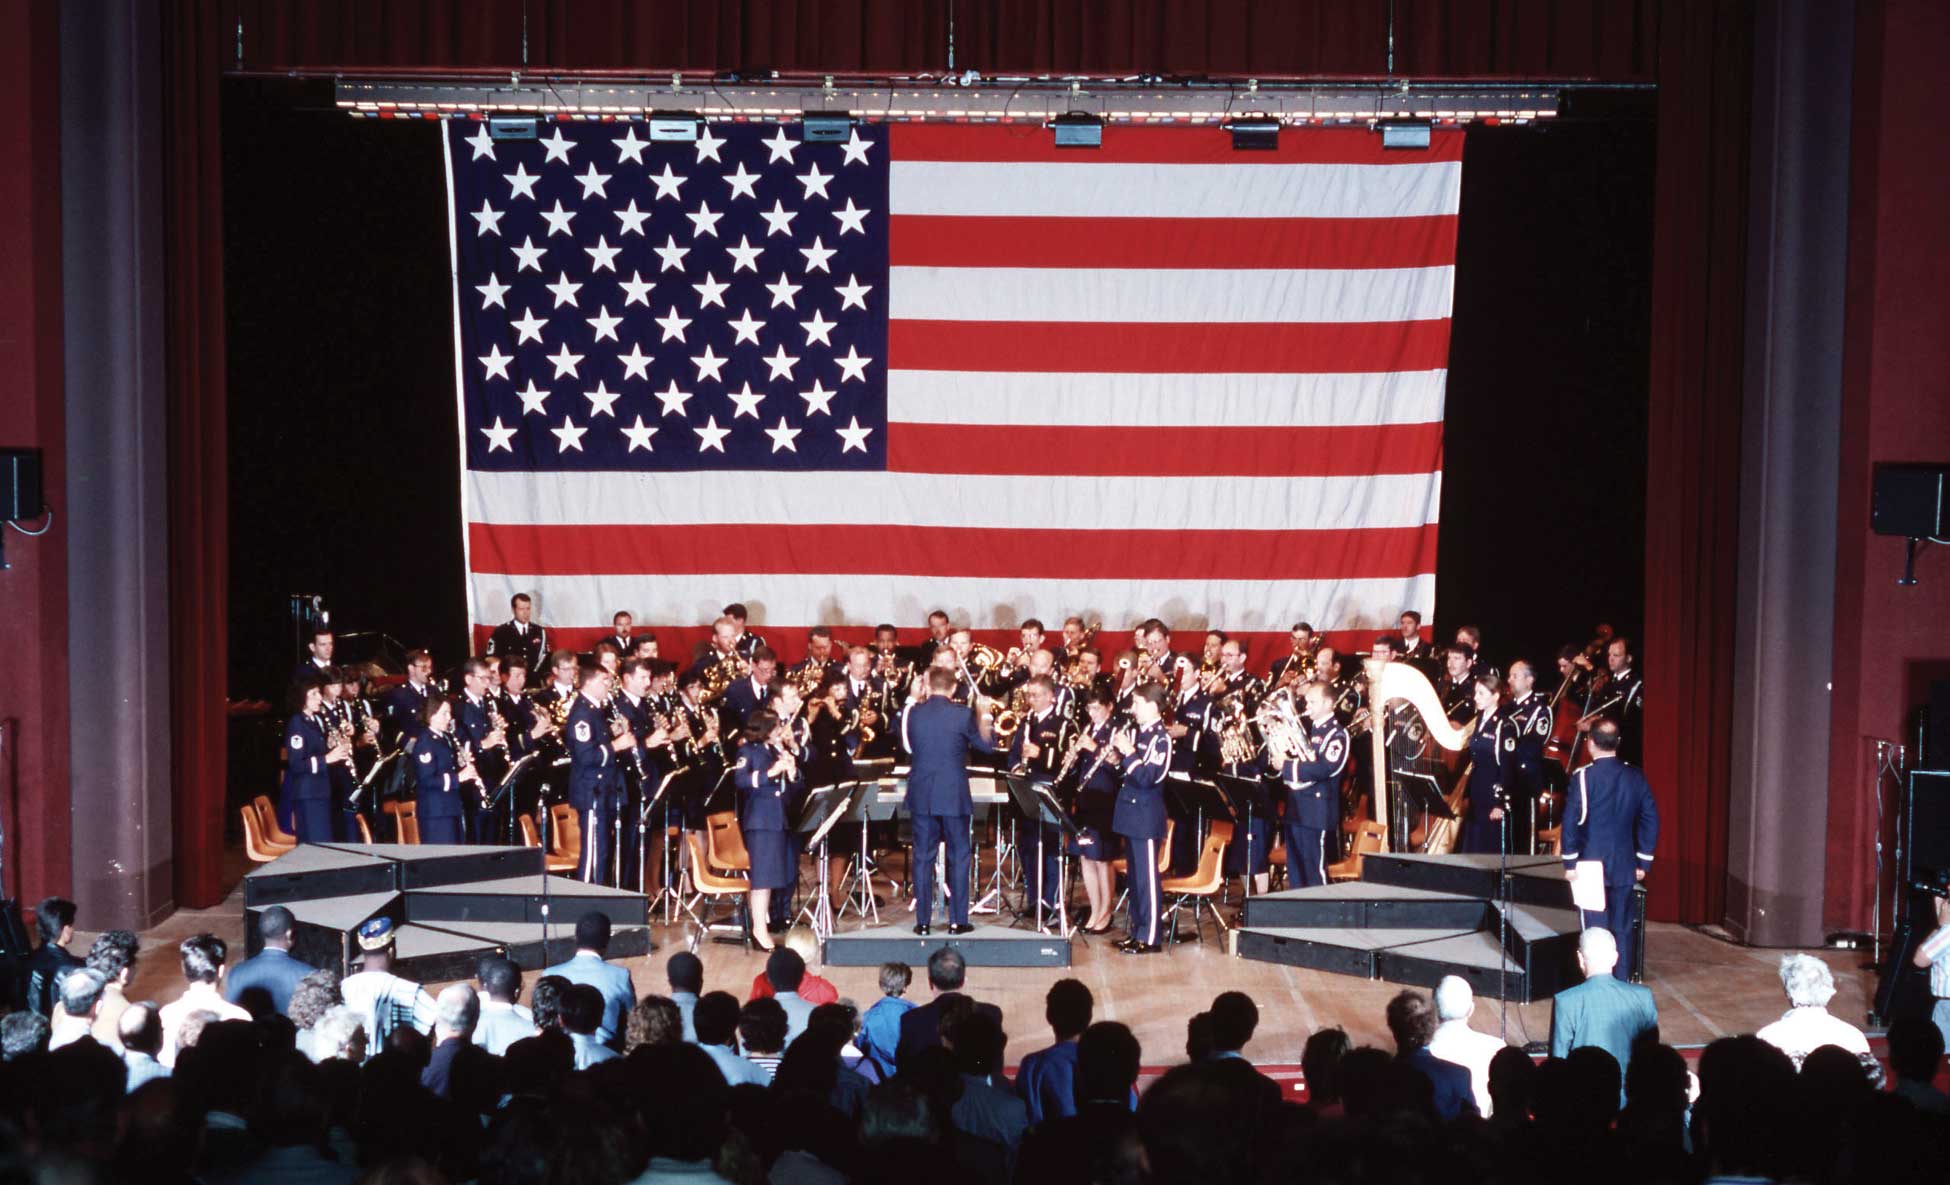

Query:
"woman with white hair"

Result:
[[310, 1003, 369, 1064], [1755, 952, 1869, 1067]]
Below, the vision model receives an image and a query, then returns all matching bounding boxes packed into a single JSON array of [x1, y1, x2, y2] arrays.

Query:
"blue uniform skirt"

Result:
[[744, 828, 797, 890]]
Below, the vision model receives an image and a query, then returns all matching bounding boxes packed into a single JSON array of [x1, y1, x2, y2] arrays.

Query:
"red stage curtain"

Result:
[[163, 2, 234, 909], [163, 1, 1751, 924]]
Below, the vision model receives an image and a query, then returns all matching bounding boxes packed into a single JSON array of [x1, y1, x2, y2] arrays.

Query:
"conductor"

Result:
[[1560, 716, 1659, 979], [901, 666, 997, 936]]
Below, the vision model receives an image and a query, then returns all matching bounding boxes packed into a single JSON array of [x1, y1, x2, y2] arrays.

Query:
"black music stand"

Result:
[[835, 760, 899, 925], [793, 780, 863, 941], [1216, 772, 1275, 892], [642, 765, 690, 922], [1003, 772, 1083, 936], [1393, 771, 1454, 852]]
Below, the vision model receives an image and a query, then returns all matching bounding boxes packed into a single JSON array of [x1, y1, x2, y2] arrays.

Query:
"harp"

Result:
[[1362, 658, 1472, 852]]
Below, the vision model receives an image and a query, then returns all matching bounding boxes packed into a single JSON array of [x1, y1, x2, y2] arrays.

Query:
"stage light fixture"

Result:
[[801, 111, 855, 142], [1378, 118, 1433, 150], [1224, 116, 1280, 151], [649, 112, 703, 142], [1051, 111, 1103, 149], [488, 117, 537, 140]]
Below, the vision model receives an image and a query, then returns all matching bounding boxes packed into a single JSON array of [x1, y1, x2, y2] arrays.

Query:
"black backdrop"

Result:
[[223, 83, 1653, 695]]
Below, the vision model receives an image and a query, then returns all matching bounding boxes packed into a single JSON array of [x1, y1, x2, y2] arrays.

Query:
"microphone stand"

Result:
[[1498, 807, 1512, 1040]]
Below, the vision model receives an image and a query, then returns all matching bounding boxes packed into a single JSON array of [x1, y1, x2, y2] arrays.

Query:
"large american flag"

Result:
[[445, 119, 1459, 665]]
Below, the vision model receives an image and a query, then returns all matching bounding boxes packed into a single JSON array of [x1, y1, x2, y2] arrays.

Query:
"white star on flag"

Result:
[[540, 200, 577, 237], [511, 237, 546, 271], [618, 343, 653, 380], [585, 306, 622, 342], [762, 127, 798, 164], [692, 345, 728, 382], [726, 236, 764, 272], [504, 163, 540, 200], [694, 415, 730, 452], [687, 201, 724, 238], [727, 382, 765, 418], [693, 127, 726, 163], [724, 161, 761, 200], [510, 307, 548, 345], [765, 417, 802, 453], [619, 271, 655, 306], [654, 380, 694, 417], [471, 199, 504, 236], [583, 381, 621, 417], [465, 124, 496, 160], [480, 417, 517, 452], [836, 416, 873, 453], [540, 128, 575, 164], [835, 274, 872, 310], [692, 273, 729, 308], [653, 235, 690, 272], [728, 308, 765, 345], [546, 271, 582, 308], [515, 380, 550, 416], [614, 199, 651, 236], [835, 345, 873, 383], [476, 273, 510, 308], [798, 237, 835, 273], [551, 416, 586, 451], [575, 162, 612, 200], [759, 200, 798, 237], [613, 125, 650, 164], [798, 379, 836, 416], [655, 307, 692, 342], [797, 164, 833, 200], [833, 198, 870, 235], [763, 345, 799, 380], [766, 273, 802, 308], [620, 415, 658, 451], [584, 236, 620, 272], [479, 344, 513, 380], [800, 309, 836, 345], [649, 163, 687, 201], [840, 130, 872, 166], [546, 344, 583, 378]]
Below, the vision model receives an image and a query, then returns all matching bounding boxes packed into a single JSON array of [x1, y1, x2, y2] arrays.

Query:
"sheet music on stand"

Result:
[[1003, 772, 1084, 936]]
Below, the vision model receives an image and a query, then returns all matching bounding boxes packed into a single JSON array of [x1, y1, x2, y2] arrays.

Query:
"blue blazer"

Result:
[[224, 946, 318, 1016], [1403, 1046, 1479, 1120], [384, 682, 432, 735], [1548, 972, 1659, 1077], [412, 730, 466, 819], [719, 676, 771, 737], [736, 741, 794, 833], [542, 951, 637, 1047], [455, 693, 497, 752], [1560, 756, 1660, 885], [901, 696, 995, 817], [1270, 719, 1350, 831], [282, 713, 333, 802], [1111, 723, 1172, 839]]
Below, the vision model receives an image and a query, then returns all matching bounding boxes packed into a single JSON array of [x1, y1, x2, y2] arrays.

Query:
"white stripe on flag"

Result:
[[889, 160, 1463, 220], [465, 470, 1443, 533], [888, 265, 1456, 325], [467, 572, 1438, 634], [886, 369, 1449, 427]]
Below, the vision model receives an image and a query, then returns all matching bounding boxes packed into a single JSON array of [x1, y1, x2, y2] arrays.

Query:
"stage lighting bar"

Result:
[[331, 78, 1560, 129]]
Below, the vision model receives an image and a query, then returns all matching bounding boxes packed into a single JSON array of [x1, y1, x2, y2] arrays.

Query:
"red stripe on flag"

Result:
[[886, 423, 1444, 477], [888, 214, 1460, 271], [887, 319, 1454, 374], [890, 124, 1465, 165], [468, 522, 1439, 582]]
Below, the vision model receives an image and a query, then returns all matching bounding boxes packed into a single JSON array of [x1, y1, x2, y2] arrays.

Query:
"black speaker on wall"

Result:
[[0, 448, 42, 522], [1872, 462, 1947, 538], [1906, 768, 1950, 890]]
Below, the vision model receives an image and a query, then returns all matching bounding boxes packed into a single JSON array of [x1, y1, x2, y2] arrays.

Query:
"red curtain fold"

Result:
[[163, 1, 233, 909], [162, 0, 1751, 923]]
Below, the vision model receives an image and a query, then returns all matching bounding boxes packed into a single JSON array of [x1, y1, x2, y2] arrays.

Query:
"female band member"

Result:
[[413, 696, 479, 846], [736, 709, 802, 951], [1068, 688, 1122, 933], [1457, 676, 1520, 855], [281, 678, 348, 843]]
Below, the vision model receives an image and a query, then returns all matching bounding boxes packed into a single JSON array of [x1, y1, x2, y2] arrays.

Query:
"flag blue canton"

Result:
[[448, 120, 890, 472]]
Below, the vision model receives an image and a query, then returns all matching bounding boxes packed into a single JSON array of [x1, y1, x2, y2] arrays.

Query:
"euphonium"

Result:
[[992, 685, 1030, 740], [967, 642, 1005, 671]]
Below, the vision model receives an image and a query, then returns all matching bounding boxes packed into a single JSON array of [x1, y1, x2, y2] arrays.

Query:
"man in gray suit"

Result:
[[542, 912, 636, 1047], [1549, 928, 1658, 1080]]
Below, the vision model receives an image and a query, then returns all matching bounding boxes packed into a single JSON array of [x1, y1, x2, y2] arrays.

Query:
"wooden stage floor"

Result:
[[103, 864, 1880, 1068]]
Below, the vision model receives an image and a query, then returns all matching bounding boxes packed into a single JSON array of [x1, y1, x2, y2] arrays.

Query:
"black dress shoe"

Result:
[[947, 923, 975, 936], [1114, 936, 1140, 952], [1122, 942, 1163, 955], [913, 924, 931, 936]]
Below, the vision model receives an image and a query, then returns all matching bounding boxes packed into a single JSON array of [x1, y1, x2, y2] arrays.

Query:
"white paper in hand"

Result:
[[1571, 861, 1606, 913]]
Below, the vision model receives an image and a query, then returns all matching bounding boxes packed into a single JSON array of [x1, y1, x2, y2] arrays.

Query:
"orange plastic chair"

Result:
[[1161, 821, 1233, 946], [241, 806, 290, 862], [540, 805, 582, 873], [254, 795, 298, 847], [382, 800, 421, 845], [1328, 820, 1387, 882], [684, 829, 753, 951]]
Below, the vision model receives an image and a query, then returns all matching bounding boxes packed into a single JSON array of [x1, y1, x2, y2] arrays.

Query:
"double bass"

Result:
[[1543, 627, 1612, 770]]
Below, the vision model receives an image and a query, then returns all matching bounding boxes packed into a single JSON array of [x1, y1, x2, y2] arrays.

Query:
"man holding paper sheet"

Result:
[[1559, 718, 1660, 980]]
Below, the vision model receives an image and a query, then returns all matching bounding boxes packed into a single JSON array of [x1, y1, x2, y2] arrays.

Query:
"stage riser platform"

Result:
[[318, 843, 543, 889], [1359, 853, 1575, 910], [823, 925, 1071, 968], [1243, 896, 1491, 932], [404, 878, 649, 928]]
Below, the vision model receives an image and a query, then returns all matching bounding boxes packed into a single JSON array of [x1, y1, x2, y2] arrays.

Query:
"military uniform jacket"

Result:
[[1505, 691, 1554, 771], [384, 681, 433, 735], [565, 694, 620, 812], [901, 696, 996, 816], [486, 619, 547, 671], [731, 631, 767, 661], [1008, 707, 1068, 778], [597, 633, 634, 658], [413, 729, 466, 820], [283, 713, 333, 802], [1077, 721, 1123, 796], [456, 693, 498, 753], [1271, 719, 1350, 831], [497, 690, 538, 757], [719, 675, 771, 738], [1466, 707, 1520, 810], [1112, 722, 1171, 840], [1559, 756, 1659, 886], [735, 741, 795, 833]]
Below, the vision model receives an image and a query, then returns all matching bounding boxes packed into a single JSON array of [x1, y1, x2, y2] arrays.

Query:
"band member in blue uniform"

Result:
[[567, 665, 635, 885], [291, 628, 335, 688], [454, 659, 509, 843], [315, 669, 363, 841], [1111, 684, 1171, 954], [1504, 660, 1556, 846], [1271, 682, 1351, 889], [1577, 637, 1645, 765], [1268, 622, 1318, 690], [612, 658, 663, 889], [411, 696, 479, 846], [722, 602, 767, 661], [485, 593, 548, 673], [597, 610, 635, 661], [901, 666, 997, 935], [1457, 677, 1521, 855], [383, 650, 437, 742], [1008, 675, 1071, 920], [1437, 648, 1477, 728], [1560, 717, 1660, 979], [735, 708, 802, 951], [719, 647, 778, 739], [1067, 689, 1122, 932], [281, 679, 348, 843]]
